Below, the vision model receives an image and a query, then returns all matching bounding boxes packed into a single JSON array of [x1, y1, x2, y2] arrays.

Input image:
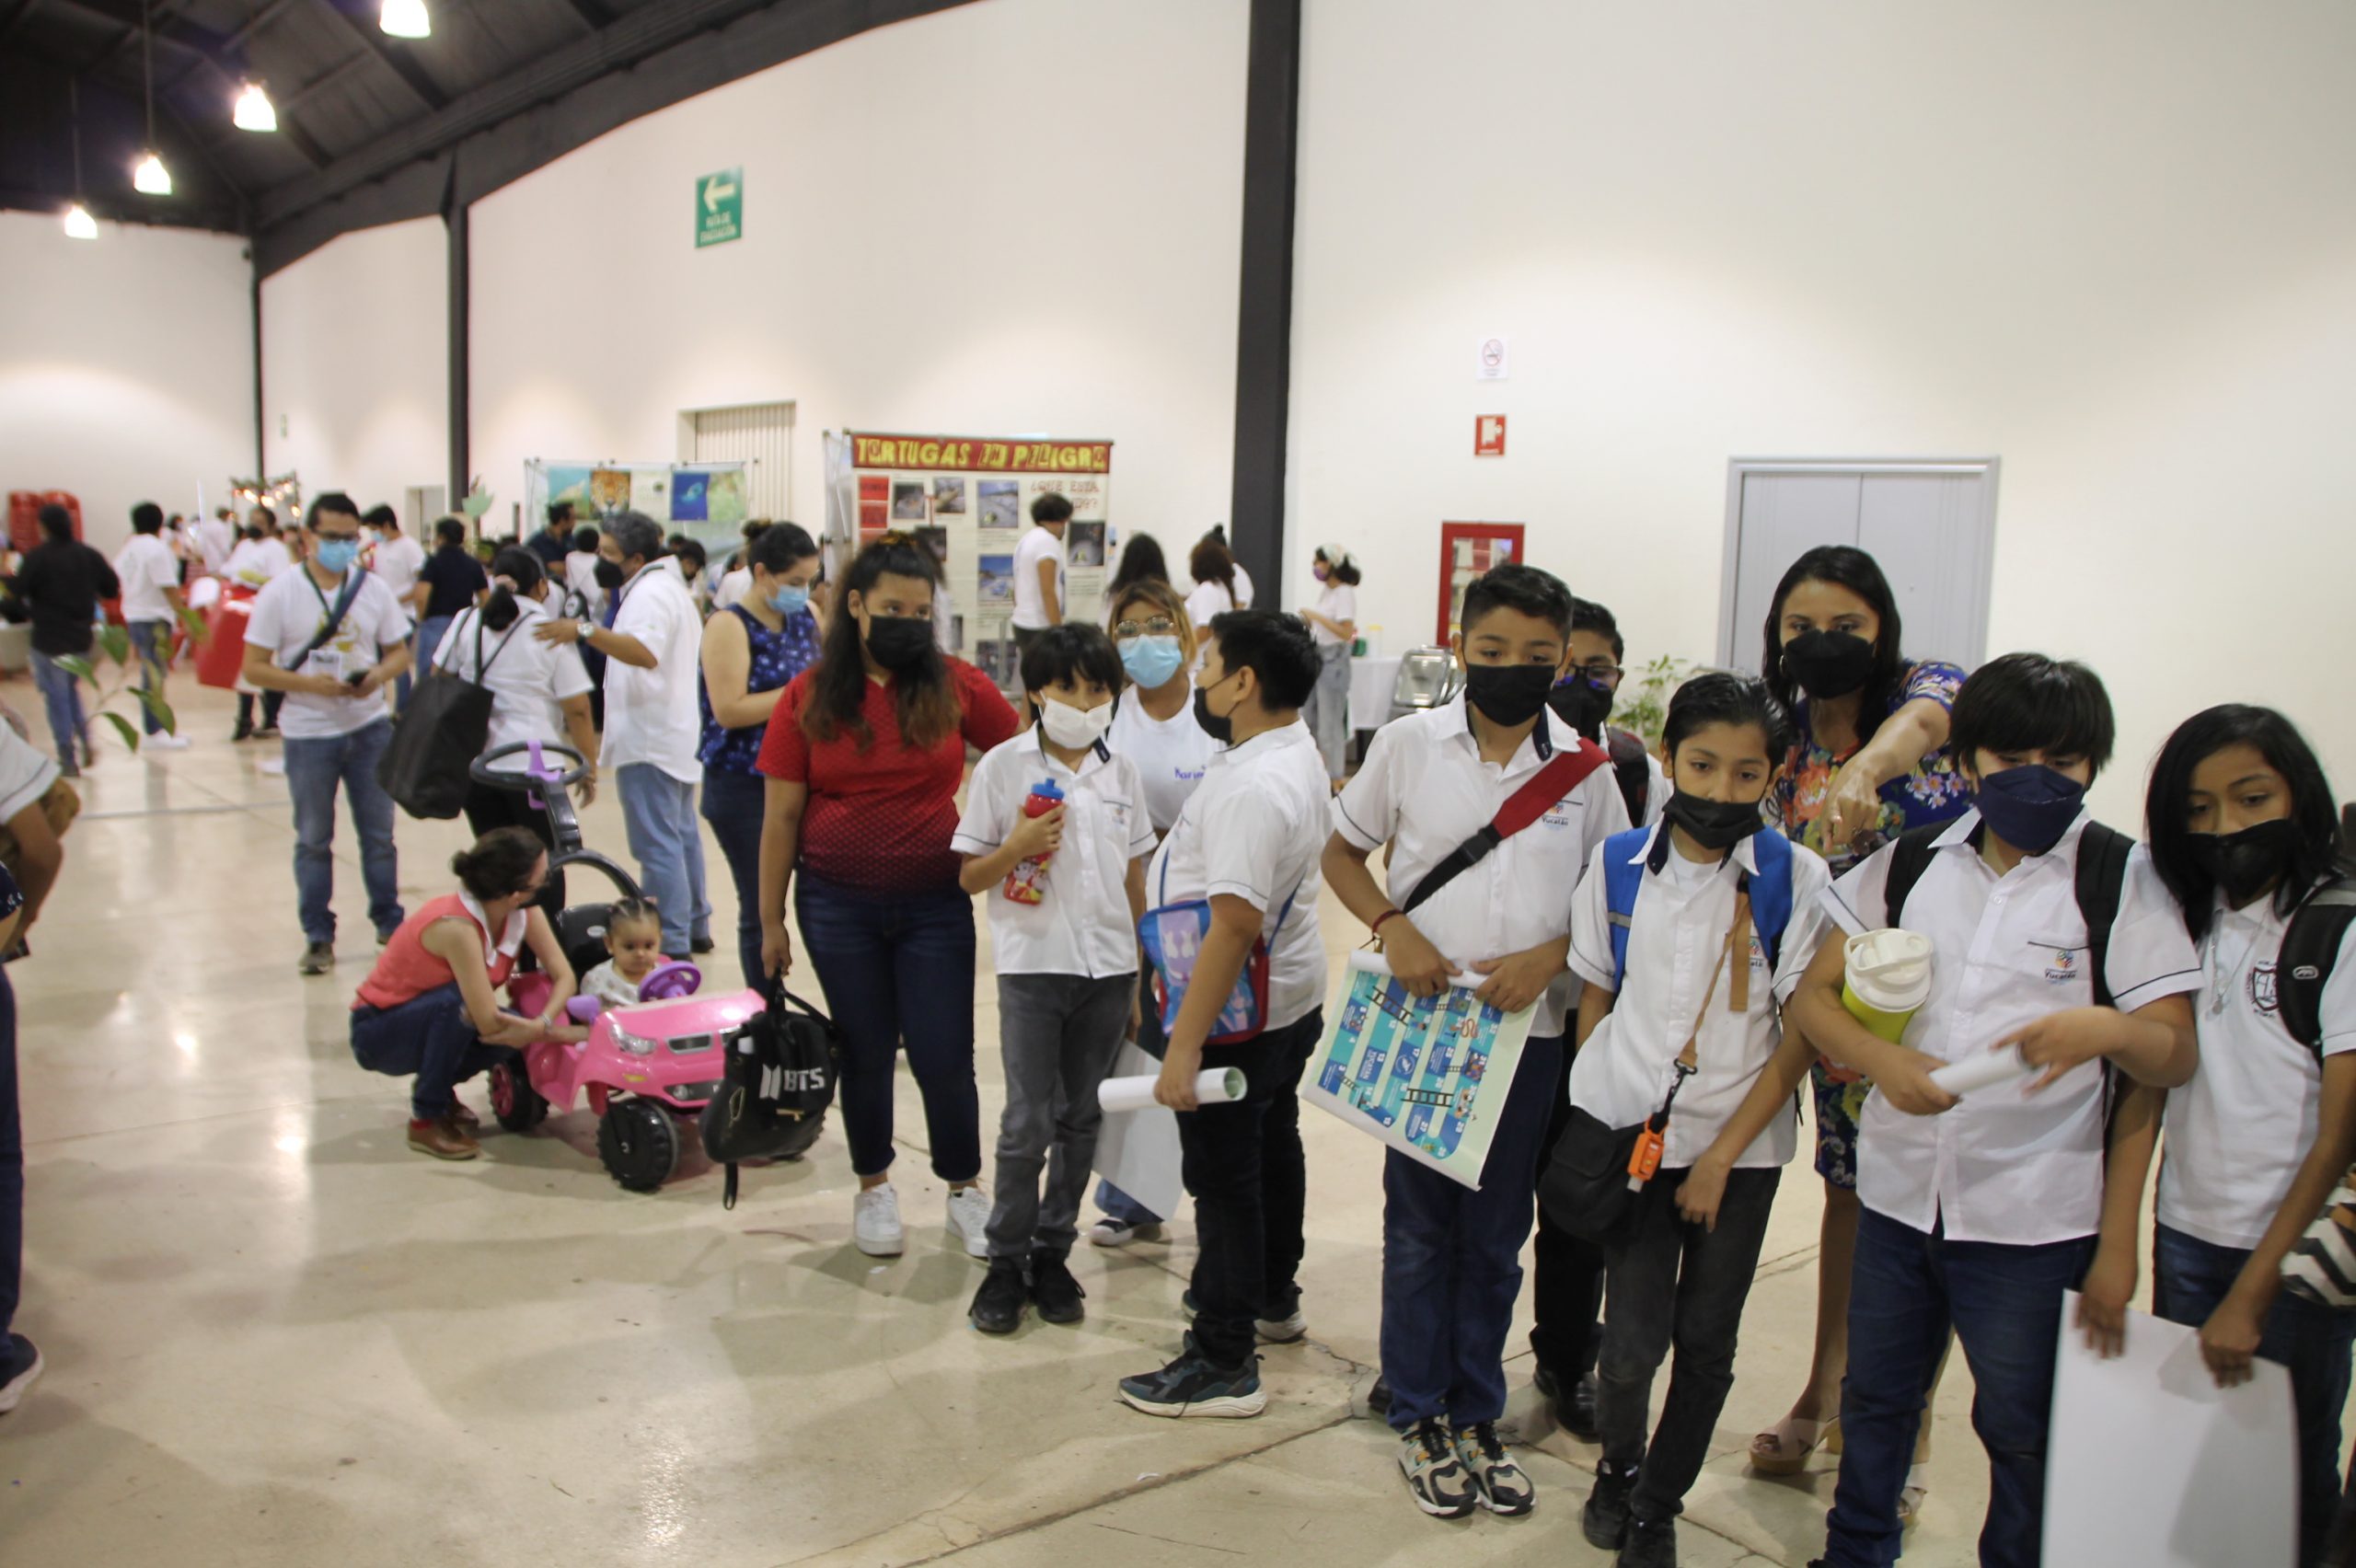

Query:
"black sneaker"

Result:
[[1397, 1417, 1478, 1518], [690, 936, 716, 955], [1582, 1458, 1639, 1551], [1031, 1254, 1086, 1324], [969, 1259, 1026, 1334], [1619, 1515, 1679, 1568], [1117, 1333, 1265, 1419], [1453, 1420, 1535, 1516], [1534, 1362, 1601, 1438], [0, 1334, 42, 1415], [298, 940, 334, 975]]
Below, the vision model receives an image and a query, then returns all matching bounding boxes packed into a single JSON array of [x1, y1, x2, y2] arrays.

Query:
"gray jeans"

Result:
[[987, 971, 1135, 1262], [1304, 640, 1352, 779]]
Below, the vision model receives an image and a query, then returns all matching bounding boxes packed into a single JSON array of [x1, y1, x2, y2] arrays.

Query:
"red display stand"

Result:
[[1435, 521, 1527, 644]]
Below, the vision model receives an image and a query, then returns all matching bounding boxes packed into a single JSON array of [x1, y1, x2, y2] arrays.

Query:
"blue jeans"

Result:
[[699, 767, 767, 990], [127, 619, 168, 733], [414, 615, 455, 681], [29, 651, 87, 765], [1380, 1032, 1565, 1429], [350, 983, 502, 1121], [793, 873, 981, 1182], [282, 719, 403, 947], [2154, 1222, 2356, 1567], [1823, 1207, 2096, 1568], [617, 765, 710, 958], [1096, 966, 1167, 1226], [0, 968, 25, 1377]]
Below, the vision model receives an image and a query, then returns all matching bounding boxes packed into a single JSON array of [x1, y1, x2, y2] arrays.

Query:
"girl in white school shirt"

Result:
[[1568, 674, 1831, 1568], [2142, 706, 2356, 1568]]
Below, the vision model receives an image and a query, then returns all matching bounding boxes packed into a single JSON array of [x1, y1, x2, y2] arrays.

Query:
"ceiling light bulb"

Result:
[[64, 203, 98, 239], [133, 151, 172, 195], [379, 0, 430, 39], [233, 83, 277, 133]]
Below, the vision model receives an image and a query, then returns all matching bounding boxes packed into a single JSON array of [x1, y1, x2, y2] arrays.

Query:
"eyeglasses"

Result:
[[1572, 661, 1624, 687], [1114, 617, 1178, 640]]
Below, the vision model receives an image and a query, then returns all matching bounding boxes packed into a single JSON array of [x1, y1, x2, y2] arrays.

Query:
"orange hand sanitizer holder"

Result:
[[1627, 1124, 1666, 1184]]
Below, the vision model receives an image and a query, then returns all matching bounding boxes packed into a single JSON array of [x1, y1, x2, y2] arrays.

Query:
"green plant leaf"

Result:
[[98, 711, 139, 753], [53, 654, 97, 684], [177, 605, 210, 640], [135, 690, 178, 733], [97, 624, 131, 667]]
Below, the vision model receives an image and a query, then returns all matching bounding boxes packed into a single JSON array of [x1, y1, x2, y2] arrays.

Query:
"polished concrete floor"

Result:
[[0, 680, 2023, 1567]]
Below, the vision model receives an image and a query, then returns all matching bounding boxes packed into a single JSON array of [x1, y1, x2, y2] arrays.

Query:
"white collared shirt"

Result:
[[600, 559, 703, 783], [1149, 719, 1329, 1030], [1333, 696, 1628, 1038], [432, 598, 595, 771], [1567, 826, 1832, 1168], [456, 890, 527, 966], [370, 533, 425, 602], [114, 533, 179, 621], [1106, 694, 1213, 834], [1821, 808, 2201, 1244], [2158, 889, 2356, 1250], [953, 729, 1156, 977]]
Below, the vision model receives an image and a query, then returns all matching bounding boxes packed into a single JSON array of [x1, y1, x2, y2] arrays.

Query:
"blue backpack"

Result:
[[1602, 824, 1796, 991]]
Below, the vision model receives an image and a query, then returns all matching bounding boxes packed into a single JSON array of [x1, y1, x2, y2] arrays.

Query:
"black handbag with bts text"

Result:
[[699, 983, 842, 1208]]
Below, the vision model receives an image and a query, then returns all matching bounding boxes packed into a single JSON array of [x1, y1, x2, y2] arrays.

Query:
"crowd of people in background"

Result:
[[0, 492, 2348, 1568]]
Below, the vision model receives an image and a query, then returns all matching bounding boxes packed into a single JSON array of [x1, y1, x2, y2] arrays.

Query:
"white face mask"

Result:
[[1038, 696, 1114, 751]]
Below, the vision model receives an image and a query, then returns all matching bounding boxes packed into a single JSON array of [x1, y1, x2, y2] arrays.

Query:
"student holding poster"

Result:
[[1320, 563, 1626, 1519]]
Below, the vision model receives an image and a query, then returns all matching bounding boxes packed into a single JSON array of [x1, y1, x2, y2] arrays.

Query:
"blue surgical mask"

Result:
[[1120, 634, 1184, 689], [770, 583, 810, 617], [1972, 763, 2086, 856], [315, 538, 360, 573]]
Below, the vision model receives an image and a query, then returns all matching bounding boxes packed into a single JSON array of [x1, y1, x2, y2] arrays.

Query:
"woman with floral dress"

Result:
[[1749, 546, 1969, 1526]]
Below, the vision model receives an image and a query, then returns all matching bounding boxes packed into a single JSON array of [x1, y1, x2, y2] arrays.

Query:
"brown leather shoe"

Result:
[[408, 1114, 480, 1160], [446, 1099, 480, 1131]]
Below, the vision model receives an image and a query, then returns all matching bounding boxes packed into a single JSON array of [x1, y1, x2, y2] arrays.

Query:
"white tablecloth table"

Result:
[[1348, 653, 1402, 734]]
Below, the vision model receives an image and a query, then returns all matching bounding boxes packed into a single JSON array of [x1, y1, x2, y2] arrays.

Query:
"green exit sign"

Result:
[[696, 167, 742, 248]]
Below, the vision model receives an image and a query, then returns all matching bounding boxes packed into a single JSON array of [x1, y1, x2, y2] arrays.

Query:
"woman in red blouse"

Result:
[[756, 535, 1021, 1260]]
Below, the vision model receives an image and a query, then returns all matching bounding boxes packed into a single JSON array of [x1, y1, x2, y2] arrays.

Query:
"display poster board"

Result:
[[1437, 522, 1527, 645], [1091, 1041, 1184, 1220], [522, 460, 752, 554], [1303, 952, 1539, 1190], [829, 432, 1114, 690]]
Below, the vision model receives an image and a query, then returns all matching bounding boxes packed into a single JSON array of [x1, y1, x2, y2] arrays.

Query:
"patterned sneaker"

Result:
[[1117, 1334, 1265, 1419], [1453, 1420, 1535, 1515], [1582, 1458, 1639, 1550], [1397, 1418, 1478, 1517]]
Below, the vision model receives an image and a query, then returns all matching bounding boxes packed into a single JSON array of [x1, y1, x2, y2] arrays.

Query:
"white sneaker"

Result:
[[945, 1185, 992, 1259], [145, 733, 192, 751], [1089, 1216, 1166, 1248], [853, 1184, 905, 1257]]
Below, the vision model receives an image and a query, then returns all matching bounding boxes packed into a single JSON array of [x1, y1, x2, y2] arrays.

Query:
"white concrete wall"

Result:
[[260, 216, 449, 525], [0, 212, 255, 552], [469, 0, 1247, 549], [1288, 0, 2356, 817]]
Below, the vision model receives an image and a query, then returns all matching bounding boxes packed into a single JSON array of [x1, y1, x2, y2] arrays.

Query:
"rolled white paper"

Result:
[[1929, 1046, 2036, 1097], [1098, 1067, 1247, 1113]]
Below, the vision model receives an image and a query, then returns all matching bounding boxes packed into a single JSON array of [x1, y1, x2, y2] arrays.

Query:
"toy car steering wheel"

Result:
[[637, 960, 701, 1001], [471, 740, 592, 790]]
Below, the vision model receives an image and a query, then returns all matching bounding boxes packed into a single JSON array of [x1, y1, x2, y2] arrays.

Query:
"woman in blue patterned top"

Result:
[[699, 523, 826, 988], [0, 859, 34, 1418], [1750, 544, 1970, 1515]]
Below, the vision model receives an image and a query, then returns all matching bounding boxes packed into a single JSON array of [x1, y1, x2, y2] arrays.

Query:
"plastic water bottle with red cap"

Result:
[[1004, 778, 1064, 905]]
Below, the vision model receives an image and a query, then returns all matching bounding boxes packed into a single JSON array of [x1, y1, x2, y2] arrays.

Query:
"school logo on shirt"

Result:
[[1748, 932, 1768, 972], [2249, 961, 2281, 1015], [1542, 799, 1579, 830], [2041, 945, 2082, 986]]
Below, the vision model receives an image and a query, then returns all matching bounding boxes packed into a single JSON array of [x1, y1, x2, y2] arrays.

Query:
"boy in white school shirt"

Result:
[[1117, 609, 1327, 1420], [1791, 654, 2201, 1568], [953, 626, 1155, 1336], [1322, 563, 1629, 1517]]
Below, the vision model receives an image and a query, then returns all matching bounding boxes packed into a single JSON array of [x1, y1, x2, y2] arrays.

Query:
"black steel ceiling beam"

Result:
[[560, 0, 618, 29], [308, 0, 447, 112], [0, 180, 242, 231], [0, 0, 50, 49], [1227, 0, 1299, 597]]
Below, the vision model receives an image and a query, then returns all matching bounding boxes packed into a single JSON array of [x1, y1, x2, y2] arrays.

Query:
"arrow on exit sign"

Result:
[[696, 167, 742, 248]]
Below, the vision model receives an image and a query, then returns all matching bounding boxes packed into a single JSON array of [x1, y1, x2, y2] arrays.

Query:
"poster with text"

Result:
[[1304, 951, 1538, 1190]]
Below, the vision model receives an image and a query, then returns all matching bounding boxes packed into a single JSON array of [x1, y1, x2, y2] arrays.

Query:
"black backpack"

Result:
[[700, 984, 842, 1208], [1884, 818, 2134, 1009], [2278, 878, 2356, 1057], [375, 609, 524, 820], [1605, 727, 1652, 828]]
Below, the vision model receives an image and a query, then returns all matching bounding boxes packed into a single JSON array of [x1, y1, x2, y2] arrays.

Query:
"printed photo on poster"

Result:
[[975, 639, 1021, 688], [546, 467, 595, 513], [1065, 519, 1105, 569], [978, 479, 1021, 529], [670, 470, 711, 522], [859, 475, 890, 502], [591, 467, 631, 515], [859, 500, 888, 534], [892, 482, 929, 522], [914, 525, 949, 566], [706, 469, 747, 527], [930, 477, 966, 514], [977, 553, 1015, 605]]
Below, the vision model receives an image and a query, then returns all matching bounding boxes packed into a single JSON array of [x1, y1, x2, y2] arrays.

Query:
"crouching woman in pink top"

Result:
[[351, 827, 580, 1160]]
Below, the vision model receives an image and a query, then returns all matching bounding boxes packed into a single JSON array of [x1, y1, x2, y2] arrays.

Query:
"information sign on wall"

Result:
[[696, 168, 743, 248]]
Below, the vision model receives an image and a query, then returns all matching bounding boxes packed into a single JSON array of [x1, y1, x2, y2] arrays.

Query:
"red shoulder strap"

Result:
[[1491, 740, 1611, 839]]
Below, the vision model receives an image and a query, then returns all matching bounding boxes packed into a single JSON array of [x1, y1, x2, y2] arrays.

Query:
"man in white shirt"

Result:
[[241, 493, 415, 974], [1117, 608, 1327, 1422], [364, 506, 427, 709], [1009, 493, 1069, 654], [196, 509, 237, 576], [1788, 653, 2200, 1568], [112, 502, 192, 752], [535, 513, 709, 959]]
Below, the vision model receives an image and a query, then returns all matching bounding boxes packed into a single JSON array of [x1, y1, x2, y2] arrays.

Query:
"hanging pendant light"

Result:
[[133, 0, 172, 196], [380, 0, 431, 40], [64, 77, 97, 238], [233, 82, 277, 133]]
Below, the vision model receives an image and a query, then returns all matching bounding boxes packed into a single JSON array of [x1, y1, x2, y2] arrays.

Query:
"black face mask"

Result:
[[1663, 790, 1766, 851], [863, 614, 936, 673], [2189, 818, 2301, 906], [1781, 629, 1875, 699], [1548, 676, 1614, 738], [593, 559, 626, 592], [1193, 674, 1239, 744], [1463, 663, 1556, 728]]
